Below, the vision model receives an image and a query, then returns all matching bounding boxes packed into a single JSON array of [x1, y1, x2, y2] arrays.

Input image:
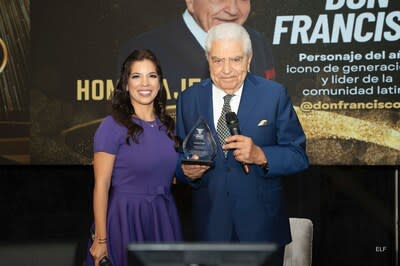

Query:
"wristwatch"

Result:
[[260, 160, 269, 175]]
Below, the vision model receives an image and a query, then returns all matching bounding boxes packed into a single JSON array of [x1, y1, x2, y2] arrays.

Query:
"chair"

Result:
[[283, 218, 313, 266]]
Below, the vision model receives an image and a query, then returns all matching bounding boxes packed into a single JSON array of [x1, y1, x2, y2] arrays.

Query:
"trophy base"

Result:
[[181, 159, 214, 166]]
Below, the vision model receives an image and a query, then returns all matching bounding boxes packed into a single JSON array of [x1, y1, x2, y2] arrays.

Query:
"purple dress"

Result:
[[87, 116, 182, 266]]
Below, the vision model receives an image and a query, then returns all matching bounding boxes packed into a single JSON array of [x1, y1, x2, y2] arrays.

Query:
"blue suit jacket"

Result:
[[176, 74, 309, 245]]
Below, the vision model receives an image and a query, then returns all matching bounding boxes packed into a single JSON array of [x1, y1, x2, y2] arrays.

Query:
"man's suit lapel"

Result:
[[196, 79, 213, 124], [198, 80, 230, 160], [237, 74, 259, 129], [196, 80, 218, 139]]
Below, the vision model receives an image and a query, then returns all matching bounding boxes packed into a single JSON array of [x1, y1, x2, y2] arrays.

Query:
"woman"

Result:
[[87, 49, 182, 266]]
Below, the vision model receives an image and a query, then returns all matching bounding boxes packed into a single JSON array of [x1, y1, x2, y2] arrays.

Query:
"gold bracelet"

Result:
[[97, 238, 107, 244]]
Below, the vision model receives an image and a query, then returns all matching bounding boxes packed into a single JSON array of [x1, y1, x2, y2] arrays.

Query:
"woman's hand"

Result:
[[89, 240, 108, 266]]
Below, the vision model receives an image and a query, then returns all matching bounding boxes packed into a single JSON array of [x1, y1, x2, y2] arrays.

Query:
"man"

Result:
[[119, 0, 275, 112], [175, 23, 308, 264]]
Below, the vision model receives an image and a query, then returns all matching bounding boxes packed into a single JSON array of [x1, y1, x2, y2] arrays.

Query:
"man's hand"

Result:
[[223, 135, 266, 165], [181, 155, 210, 180]]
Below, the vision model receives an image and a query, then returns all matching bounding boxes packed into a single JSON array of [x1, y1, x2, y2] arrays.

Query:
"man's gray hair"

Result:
[[205, 23, 253, 57]]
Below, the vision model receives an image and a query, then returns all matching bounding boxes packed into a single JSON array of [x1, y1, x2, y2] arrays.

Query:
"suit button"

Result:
[[227, 167, 231, 172], [227, 192, 230, 196]]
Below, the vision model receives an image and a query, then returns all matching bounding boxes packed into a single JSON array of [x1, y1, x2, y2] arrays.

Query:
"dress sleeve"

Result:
[[93, 116, 124, 154]]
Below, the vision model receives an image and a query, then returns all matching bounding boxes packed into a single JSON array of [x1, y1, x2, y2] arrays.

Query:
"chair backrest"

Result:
[[283, 218, 313, 266]]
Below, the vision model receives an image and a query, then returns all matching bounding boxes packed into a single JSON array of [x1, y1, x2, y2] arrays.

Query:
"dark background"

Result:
[[0, 165, 397, 266]]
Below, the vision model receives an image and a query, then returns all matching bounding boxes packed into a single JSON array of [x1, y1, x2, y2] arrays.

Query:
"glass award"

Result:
[[182, 117, 217, 166]]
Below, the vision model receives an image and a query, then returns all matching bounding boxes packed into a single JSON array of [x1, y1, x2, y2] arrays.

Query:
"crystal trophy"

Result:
[[182, 117, 217, 166]]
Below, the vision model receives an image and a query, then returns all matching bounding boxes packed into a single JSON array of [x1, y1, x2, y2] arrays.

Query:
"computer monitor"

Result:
[[127, 242, 277, 266]]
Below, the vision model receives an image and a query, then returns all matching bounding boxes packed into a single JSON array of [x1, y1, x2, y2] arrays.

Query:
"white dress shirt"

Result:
[[212, 84, 243, 129]]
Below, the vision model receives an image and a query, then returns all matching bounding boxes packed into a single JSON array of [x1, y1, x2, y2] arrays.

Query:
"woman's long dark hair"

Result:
[[111, 49, 178, 147]]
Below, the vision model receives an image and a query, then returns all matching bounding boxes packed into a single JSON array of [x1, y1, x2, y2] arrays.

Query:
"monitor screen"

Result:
[[127, 242, 277, 266]]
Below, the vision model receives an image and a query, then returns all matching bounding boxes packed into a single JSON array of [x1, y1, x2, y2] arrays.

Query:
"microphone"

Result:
[[99, 256, 113, 266], [225, 112, 249, 174]]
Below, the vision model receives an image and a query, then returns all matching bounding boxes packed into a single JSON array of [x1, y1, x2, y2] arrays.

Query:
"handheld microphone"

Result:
[[225, 112, 249, 174]]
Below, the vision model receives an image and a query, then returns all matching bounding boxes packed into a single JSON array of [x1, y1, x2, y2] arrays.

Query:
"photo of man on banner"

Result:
[[119, 0, 276, 116]]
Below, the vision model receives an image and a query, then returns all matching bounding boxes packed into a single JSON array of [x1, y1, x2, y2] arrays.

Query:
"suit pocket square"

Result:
[[257, 120, 268, 126]]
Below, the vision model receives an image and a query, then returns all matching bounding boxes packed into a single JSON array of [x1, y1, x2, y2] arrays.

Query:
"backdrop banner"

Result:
[[0, 0, 30, 164], [5, 0, 399, 165]]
